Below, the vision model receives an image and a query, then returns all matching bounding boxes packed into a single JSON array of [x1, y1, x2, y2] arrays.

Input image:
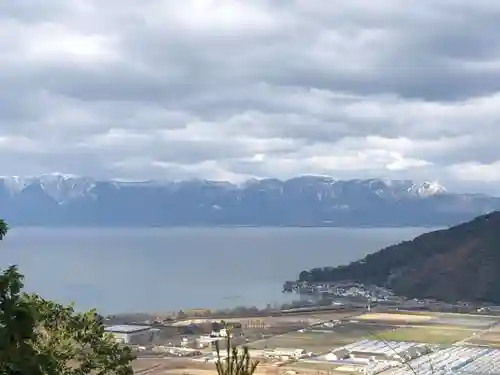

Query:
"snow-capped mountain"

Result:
[[0, 173, 94, 199], [410, 181, 448, 197], [0, 174, 449, 202], [0, 174, 497, 227]]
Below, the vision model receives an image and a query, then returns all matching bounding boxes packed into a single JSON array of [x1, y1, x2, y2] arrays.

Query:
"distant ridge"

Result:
[[0, 174, 499, 227], [296, 211, 500, 303]]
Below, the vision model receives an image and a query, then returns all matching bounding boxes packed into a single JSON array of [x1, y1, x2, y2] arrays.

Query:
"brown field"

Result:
[[132, 359, 171, 375], [151, 363, 283, 375], [248, 330, 362, 353], [174, 312, 358, 327], [132, 359, 347, 375], [486, 325, 500, 333], [286, 361, 340, 370], [356, 313, 434, 323], [466, 331, 500, 347], [372, 326, 474, 344], [285, 361, 363, 375]]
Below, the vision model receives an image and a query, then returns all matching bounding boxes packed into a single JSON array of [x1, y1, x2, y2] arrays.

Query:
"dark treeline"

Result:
[[296, 212, 500, 303]]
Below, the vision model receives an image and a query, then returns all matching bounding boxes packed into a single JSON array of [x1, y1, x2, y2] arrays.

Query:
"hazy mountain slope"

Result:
[[0, 173, 499, 227]]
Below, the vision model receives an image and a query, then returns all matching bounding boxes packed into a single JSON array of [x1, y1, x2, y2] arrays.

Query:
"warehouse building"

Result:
[[105, 324, 153, 345], [327, 348, 350, 361], [342, 340, 428, 363]]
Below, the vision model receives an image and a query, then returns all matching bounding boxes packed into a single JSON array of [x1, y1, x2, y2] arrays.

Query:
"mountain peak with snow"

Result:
[[409, 181, 448, 197], [0, 173, 496, 227]]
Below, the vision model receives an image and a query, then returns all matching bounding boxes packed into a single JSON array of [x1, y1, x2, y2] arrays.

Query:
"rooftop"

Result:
[[343, 339, 425, 356], [105, 324, 151, 333]]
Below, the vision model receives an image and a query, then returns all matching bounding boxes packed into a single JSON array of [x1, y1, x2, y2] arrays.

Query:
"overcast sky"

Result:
[[1, 0, 500, 194]]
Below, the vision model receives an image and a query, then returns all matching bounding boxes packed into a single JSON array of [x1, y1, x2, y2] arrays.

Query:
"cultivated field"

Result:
[[173, 313, 349, 328], [132, 359, 172, 375], [373, 326, 474, 344], [135, 361, 283, 375], [431, 315, 499, 328], [246, 311, 496, 352], [353, 311, 500, 345], [467, 332, 500, 347], [247, 330, 352, 352], [285, 361, 341, 373], [356, 312, 434, 323]]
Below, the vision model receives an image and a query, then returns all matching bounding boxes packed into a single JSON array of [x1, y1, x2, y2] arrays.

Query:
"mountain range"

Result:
[[0, 173, 499, 227], [296, 211, 500, 303]]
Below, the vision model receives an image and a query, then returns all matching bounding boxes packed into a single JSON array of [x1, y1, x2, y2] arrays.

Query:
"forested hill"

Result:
[[297, 211, 500, 303]]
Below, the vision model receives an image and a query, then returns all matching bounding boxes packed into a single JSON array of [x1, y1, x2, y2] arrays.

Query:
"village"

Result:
[[103, 306, 500, 375]]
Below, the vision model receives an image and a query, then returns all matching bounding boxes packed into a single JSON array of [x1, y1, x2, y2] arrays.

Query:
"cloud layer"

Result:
[[1, 0, 500, 193]]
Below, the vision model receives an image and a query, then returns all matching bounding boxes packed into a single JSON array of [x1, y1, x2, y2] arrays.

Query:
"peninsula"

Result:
[[291, 211, 500, 303]]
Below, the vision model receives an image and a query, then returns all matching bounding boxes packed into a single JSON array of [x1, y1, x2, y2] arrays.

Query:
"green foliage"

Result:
[[0, 222, 136, 374], [214, 327, 260, 375], [0, 219, 7, 240]]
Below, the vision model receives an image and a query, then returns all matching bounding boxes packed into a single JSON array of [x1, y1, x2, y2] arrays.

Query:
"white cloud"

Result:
[[449, 162, 500, 182], [0, 0, 499, 194], [0, 136, 39, 152]]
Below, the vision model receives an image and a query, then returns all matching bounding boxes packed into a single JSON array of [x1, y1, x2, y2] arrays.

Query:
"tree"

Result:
[[214, 325, 259, 375], [0, 219, 7, 239], [0, 220, 136, 374]]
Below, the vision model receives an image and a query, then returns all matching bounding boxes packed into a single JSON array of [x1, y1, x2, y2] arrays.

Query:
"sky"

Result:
[[1, 0, 500, 194]]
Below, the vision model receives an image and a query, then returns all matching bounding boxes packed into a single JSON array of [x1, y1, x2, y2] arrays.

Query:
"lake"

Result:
[[0, 227, 433, 314]]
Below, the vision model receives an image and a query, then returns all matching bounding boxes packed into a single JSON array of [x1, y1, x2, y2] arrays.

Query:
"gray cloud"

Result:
[[1, 0, 500, 194]]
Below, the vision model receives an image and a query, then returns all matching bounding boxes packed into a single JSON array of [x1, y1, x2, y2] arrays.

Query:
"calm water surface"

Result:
[[0, 227, 433, 314]]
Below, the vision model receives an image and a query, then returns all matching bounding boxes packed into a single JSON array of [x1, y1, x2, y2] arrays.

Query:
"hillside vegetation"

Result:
[[298, 211, 500, 303]]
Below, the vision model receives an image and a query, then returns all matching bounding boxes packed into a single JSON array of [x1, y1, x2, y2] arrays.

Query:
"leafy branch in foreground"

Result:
[[0, 219, 7, 239], [214, 325, 260, 375], [0, 220, 135, 375]]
